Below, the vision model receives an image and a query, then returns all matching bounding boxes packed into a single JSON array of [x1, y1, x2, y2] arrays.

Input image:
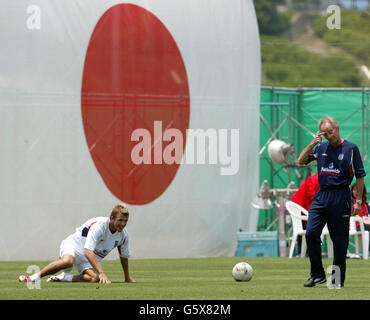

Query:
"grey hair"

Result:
[[319, 115, 339, 129]]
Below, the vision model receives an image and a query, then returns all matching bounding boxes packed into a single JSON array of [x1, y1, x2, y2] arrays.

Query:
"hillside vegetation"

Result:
[[259, 8, 369, 87], [261, 34, 361, 87], [313, 10, 370, 67]]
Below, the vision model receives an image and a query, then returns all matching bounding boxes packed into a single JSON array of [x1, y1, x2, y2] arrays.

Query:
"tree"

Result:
[[254, 0, 290, 35]]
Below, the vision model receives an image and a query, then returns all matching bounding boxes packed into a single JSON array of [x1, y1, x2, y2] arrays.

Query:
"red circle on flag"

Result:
[[81, 4, 190, 205]]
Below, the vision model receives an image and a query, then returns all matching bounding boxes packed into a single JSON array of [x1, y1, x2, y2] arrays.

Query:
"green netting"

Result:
[[258, 87, 370, 231]]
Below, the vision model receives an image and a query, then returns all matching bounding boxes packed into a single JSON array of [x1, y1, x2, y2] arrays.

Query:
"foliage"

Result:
[[254, 0, 291, 35], [261, 35, 361, 87], [313, 10, 370, 66]]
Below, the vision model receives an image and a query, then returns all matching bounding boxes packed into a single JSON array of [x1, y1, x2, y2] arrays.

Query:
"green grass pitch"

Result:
[[2, 256, 370, 300]]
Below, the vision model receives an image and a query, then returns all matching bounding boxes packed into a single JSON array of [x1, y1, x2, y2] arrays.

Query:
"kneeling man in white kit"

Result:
[[19, 204, 135, 284]]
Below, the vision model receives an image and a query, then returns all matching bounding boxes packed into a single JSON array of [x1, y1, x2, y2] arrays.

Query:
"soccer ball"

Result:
[[232, 262, 253, 282]]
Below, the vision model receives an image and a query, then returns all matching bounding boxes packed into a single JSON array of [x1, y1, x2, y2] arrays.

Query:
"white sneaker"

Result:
[[18, 275, 32, 283], [47, 272, 65, 282]]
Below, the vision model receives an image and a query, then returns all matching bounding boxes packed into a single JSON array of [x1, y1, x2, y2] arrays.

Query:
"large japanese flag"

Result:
[[0, 0, 260, 260]]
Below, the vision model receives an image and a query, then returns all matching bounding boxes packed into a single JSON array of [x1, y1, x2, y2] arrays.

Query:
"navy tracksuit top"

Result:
[[309, 140, 366, 187]]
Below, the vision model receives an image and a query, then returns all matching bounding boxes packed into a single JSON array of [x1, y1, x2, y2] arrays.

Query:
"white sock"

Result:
[[62, 273, 73, 282], [29, 273, 40, 282]]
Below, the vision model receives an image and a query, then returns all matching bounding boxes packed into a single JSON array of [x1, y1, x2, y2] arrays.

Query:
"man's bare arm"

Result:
[[84, 249, 111, 283], [352, 177, 364, 215], [297, 131, 323, 165], [120, 256, 136, 282]]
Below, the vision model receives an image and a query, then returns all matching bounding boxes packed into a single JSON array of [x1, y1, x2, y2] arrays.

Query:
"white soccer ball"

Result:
[[232, 262, 253, 282]]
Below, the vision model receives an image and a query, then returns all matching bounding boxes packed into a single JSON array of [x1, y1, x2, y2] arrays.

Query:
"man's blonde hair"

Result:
[[110, 204, 129, 219], [319, 115, 339, 130]]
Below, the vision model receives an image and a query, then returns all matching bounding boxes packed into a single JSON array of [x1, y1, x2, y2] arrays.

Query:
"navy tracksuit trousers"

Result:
[[306, 187, 351, 284]]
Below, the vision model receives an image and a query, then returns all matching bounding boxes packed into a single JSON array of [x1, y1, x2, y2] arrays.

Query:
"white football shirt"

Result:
[[66, 217, 131, 260]]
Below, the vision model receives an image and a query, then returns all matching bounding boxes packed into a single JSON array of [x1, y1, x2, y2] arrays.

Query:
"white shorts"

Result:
[[59, 237, 94, 274]]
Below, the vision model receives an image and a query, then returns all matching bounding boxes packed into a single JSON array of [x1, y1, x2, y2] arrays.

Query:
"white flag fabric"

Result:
[[0, 0, 260, 260]]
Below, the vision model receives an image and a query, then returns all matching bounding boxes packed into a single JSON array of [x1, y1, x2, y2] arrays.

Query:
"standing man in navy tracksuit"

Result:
[[297, 116, 366, 288]]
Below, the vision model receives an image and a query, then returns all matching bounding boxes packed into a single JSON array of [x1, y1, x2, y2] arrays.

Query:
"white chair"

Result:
[[349, 216, 369, 260], [285, 201, 308, 258], [285, 201, 332, 258], [321, 224, 333, 258]]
